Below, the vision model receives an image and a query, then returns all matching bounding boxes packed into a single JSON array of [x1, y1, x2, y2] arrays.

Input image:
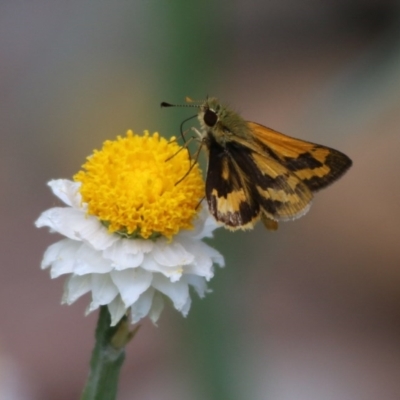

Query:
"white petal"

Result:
[[188, 237, 225, 268], [48, 179, 83, 209], [180, 206, 220, 239], [41, 238, 77, 270], [141, 255, 184, 282], [175, 238, 220, 280], [102, 240, 145, 270], [140, 256, 162, 273], [152, 239, 194, 267], [86, 301, 100, 315], [35, 207, 68, 234], [62, 274, 92, 304], [36, 207, 118, 250], [131, 239, 154, 254], [35, 207, 90, 239], [75, 221, 119, 251], [147, 291, 164, 324], [130, 288, 156, 323], [90, 274, 118, 307], [107, 296, 127, 326], [49, 242, 83, 278], [110, 269, 152, 307], [183, 274, 209, 298], [202, 217, 221, 238], [206, 245, 225, 267], [73, 245, 113, 275], [180, 296, 191, 317], [178, 206, 206, 238], [152, 274, 189, 311]]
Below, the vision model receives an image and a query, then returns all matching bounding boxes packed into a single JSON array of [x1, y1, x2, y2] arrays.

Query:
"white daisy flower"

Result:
[[35, 131, 224, 326]]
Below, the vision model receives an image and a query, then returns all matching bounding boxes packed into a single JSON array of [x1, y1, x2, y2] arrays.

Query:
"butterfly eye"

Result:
[[203, 109, 218, 127]]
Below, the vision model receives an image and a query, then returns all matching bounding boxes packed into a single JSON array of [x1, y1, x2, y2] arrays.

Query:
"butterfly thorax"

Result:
[[198, 98, 254, 146]]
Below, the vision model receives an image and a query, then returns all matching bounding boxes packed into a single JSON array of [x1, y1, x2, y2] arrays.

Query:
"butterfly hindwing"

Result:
[[247, 150, 313, 220]]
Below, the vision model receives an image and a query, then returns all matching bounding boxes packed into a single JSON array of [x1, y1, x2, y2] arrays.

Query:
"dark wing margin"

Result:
[[281, 145, 352, 191]]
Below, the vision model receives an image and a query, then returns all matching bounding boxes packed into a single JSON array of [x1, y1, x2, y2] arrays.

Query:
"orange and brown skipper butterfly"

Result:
[[161, 97, 352, 231]]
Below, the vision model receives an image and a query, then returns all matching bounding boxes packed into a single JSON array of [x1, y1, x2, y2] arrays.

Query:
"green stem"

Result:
[[81, 306, 139, 400]]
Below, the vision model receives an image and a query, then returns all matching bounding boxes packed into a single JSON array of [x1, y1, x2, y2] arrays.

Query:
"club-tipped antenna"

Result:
[[161, 101, 199, 108], [161, 96, 204, 108], [161, 100, 200, 142]]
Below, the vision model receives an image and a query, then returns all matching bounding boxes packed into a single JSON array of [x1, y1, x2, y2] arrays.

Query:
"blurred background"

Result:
[[1, 1, 400, 399]]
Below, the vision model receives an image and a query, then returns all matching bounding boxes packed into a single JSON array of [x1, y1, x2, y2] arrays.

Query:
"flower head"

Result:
[[36, 131, 224, 325]]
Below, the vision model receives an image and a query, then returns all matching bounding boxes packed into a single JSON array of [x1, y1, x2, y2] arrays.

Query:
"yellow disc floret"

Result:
[[74, 130, 204, 239]]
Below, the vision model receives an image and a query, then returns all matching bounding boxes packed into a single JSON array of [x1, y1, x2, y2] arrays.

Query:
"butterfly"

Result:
[[161, 97, 352, 231]]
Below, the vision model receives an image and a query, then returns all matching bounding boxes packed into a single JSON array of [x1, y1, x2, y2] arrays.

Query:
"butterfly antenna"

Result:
[[160, 101, 199, 108], [161, 100, 200, 142]]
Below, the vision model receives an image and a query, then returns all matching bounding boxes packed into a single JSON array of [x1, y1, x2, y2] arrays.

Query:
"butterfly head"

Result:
[[161, 97, 224, 135], [161, 97, 251, 141], [198, 97, 223, 131]]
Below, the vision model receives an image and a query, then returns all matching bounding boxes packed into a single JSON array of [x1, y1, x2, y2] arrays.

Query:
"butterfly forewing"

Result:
[[248, 122, 353, 192], [205, 133, 260, 229]]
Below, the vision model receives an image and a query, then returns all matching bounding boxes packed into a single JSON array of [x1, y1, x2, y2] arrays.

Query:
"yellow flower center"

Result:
[[73, 130, 204, 239]]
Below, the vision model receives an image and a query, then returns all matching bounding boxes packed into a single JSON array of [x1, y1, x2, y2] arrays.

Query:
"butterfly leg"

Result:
[[261, 214, 279, 231], [174, 139, 205, 186]]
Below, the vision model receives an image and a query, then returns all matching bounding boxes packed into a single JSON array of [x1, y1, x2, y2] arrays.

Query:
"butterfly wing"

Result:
[[247, 122, 352, 191], [248, 149, 313, 221], [205, 134, 260, 229], [205, 132, 314, 229]]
